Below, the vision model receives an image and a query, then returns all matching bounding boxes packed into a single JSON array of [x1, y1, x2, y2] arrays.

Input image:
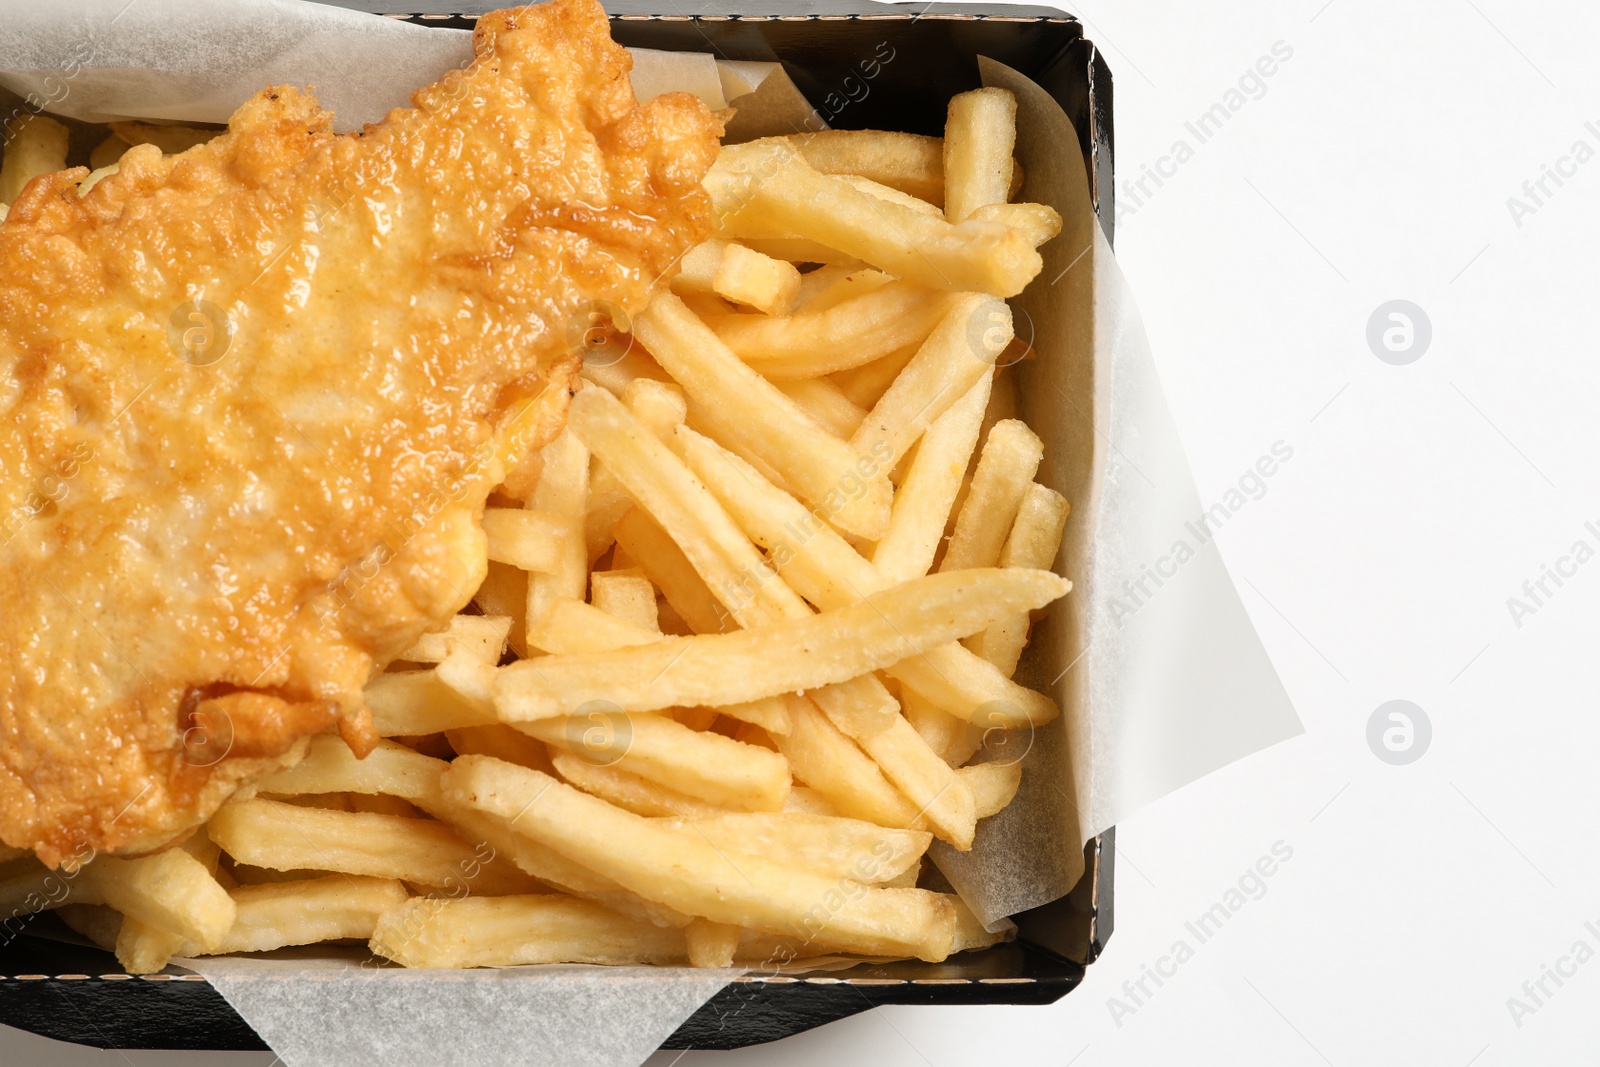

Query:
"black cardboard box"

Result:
[[0, 0, 1115, 1051]]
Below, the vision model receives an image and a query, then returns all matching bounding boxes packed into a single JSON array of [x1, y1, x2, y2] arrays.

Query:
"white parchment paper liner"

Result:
[[191, 953, 739, 1067], [0, 2, 1303, 1063]]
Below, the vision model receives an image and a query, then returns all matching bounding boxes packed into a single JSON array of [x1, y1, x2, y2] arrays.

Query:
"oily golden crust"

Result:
[[0, 0, 718, 865]]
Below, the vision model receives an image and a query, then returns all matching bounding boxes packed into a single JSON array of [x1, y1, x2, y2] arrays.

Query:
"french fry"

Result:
[[738, 237, 863, 267], [428, 796, 691, 928], [622, 377, 688, 439], [707, 142, 1040, 297], [792, 263, 853, 306], [579, 344, 669, 397], [472, 560, 529, 657], [884, 648, 1057, 728], [569, 386, 812, 633], [492, 399, 548, 503], [78, 164, 119, 196], [482, 508, 570, 574], [108, 120, 219, 155], [528, 596, 658, 654], [970, 201, 1063, 248], [613, 508, 732, 634], [181, 876, 410, 956], [0, 112, 68, 202], [166, 827, 222, 872], [807, 672, 900, 740], [808, 273, 903, 319], [435, 649, 497, 710], [56, 904, 121, 951], [784, 671, 915, 771], [872, 372, 993, 584], [632, 292, 893, 540], [682, 397, 801, 499], [775, 377, 868, 439], [881, 862, 921, 890], [520, 710, 792, 812], [590, 570, 660, 632], [89, 133, 130, 171], [680, 290, 737, 320], [685, 917, 741, 968], [840, 174, 942, 216], [783, 786, 839, 817], [584, 462, 635, 564], [774, 130, 946, 203], [792, 265, 894, 312], [669, 238, 727, 294], [113, 835, 228, 972], [774, 695, 925, 830], [88, 848, 236, 953], [679, 293, 734, 321], [903, 687, 983, 767], [551, 751, 729, 818], [444, 756, 958, 961], [208, 798, 538, 895], [0, 857, 102, 924], [738, 889, 987, 957], [711, 242, 803, 315], [829, 342, 921, 410], [400, 614, 512, 665], [952, 897, 1015, 953], [658, 812, 930, 884], [674, 426, 1061, 729], [853, 714, 976, 849], [492, 568, 1069, 720], [962, 761, 1023, 818], [526, 431, 589, 631], [714, 696, 792, 737], [255, 735, 448, 806], [701, 280, 960, 380], [371, 894, 688, 969], [1001, 481, 1069, 573], [734, 929, 844, 964], [676, 426, 871, 614], [968, 482, 1069, 673], [943, 88, 1018, 223], [446, 723, 556, 773], [527, 599, 789, 732], [939, 419, 1044, 573], [366, 667, 497, 736], [851, 295, 1013, 469], [0, 114, 68, 204]]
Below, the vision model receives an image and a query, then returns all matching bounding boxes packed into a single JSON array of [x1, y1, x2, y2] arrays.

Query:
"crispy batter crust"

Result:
[[0, 0, 718, 864]]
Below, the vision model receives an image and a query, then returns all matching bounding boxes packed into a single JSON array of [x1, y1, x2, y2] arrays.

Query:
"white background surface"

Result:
[[8, 0, 1600, 1063]]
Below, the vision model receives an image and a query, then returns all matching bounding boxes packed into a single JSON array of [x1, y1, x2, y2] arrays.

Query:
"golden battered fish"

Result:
[[0, 0, 719, 865]]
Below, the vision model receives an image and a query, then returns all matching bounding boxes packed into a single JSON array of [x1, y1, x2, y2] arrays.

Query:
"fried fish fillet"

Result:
[[0, 0, 719, 865]]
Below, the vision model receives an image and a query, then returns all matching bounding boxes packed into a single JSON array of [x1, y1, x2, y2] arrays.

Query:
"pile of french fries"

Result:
[[0, 87, 1073, 972]]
